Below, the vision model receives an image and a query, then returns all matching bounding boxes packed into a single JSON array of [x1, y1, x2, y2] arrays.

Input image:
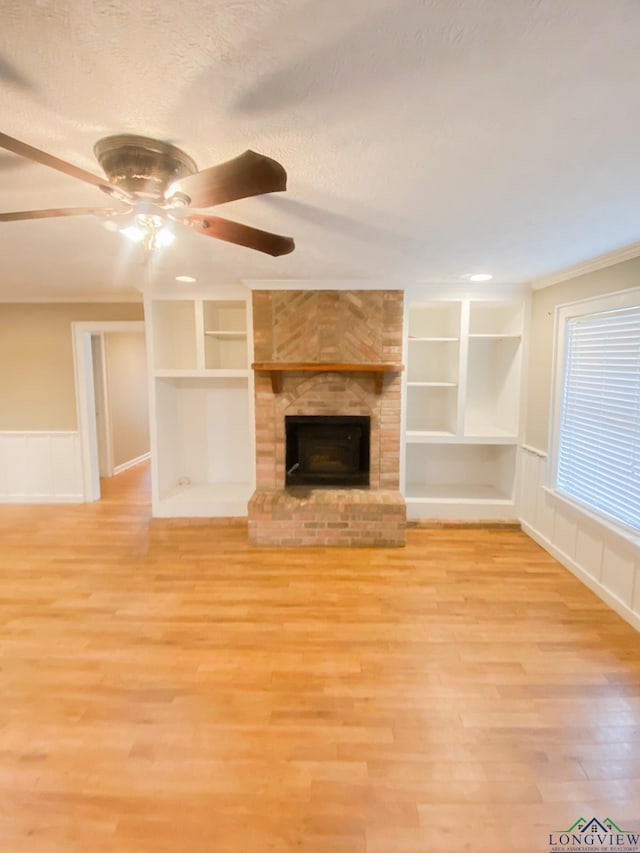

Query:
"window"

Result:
[[552, 289, 640, 534]]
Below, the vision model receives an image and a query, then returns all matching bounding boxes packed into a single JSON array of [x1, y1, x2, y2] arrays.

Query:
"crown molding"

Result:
[[531, 241, 640, 290], [241, 279, 411, 291], [0, 292, 143, 304]]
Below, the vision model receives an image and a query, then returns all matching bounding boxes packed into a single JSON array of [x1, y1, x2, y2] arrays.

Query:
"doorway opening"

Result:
[[73, 321, 149, 502]]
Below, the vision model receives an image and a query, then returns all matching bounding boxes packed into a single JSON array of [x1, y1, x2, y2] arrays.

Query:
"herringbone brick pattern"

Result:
[[267, 291, 401, 362]]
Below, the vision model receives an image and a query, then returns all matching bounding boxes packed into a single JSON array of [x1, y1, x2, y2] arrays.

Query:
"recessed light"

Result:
[[175, 275, 197, 283], [469, 273, 493, 282]]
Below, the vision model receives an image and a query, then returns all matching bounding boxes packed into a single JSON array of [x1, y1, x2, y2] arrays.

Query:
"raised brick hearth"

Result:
[[248, 290, 406, 547], [249, 489, 406, 547]]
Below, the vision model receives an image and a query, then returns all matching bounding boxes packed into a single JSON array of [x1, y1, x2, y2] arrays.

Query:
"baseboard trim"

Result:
[[0, 494, 82, 504], [407, 519, 520, 530], [113, 452, 150, 476], [150, 517, 248, 527], [521, 521, 640, 632]]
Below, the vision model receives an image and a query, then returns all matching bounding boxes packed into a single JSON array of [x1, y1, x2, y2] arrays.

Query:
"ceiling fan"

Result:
[[0, 132, 295, 256]]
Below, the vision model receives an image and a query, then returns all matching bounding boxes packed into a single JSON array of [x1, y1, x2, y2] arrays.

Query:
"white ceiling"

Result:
[[2, 0, 640, 300]]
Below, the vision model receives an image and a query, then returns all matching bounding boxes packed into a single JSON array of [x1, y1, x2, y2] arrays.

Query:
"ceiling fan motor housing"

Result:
[[94, 135, 198, 201]]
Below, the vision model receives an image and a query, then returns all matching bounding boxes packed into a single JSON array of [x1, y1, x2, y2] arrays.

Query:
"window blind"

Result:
[[557, 304, 640, 533]]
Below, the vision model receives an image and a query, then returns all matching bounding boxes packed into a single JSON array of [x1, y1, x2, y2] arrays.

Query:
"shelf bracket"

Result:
[[270, 371, 283, 394]]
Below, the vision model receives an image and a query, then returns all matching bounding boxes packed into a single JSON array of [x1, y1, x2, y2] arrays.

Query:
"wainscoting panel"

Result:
[[601, 546, 636, 606], [575, 525, 603, 582], [534, 457, 555, 543], [518, 445, 640, 631], [0, 432, 83, 502], [552, 502, 578, 561]]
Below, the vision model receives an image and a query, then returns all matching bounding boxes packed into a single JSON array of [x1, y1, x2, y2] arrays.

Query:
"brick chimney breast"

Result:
[[248, 290, 406, 547]]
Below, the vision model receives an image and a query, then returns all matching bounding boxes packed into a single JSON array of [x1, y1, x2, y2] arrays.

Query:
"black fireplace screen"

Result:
[[285, 415, 370, 487]]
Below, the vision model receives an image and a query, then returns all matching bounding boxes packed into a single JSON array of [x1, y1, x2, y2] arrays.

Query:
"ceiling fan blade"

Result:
[[0, 207, 121, 222], [0, 132, 125, 197], [172, 150, 287, 208], [183, 213, 295, 257]]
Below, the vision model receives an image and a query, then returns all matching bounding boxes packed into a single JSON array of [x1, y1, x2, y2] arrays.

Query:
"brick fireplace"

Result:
[[248, 290, 406, 546]]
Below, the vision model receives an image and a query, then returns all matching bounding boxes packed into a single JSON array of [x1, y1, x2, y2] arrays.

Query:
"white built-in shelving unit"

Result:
[[403, 295, 527, 520], [144, 285, 526, 523], [145, 289, 254, 517]]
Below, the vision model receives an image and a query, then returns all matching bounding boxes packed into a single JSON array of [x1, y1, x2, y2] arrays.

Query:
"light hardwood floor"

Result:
[[0, 463, 639, 852]]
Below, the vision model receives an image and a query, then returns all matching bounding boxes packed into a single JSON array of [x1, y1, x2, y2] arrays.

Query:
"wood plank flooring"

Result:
[[0, 463, 639, 851]]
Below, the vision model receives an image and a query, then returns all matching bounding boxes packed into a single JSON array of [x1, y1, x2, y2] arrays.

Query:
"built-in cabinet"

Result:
[[146, 290, 254, 517], [144, 288, 526, 522], [403, 296, 526, 520]]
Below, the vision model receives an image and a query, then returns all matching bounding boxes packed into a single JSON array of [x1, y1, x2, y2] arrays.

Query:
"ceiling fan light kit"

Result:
[[121, 216, 176, 251], [0, 131, 295, 257]]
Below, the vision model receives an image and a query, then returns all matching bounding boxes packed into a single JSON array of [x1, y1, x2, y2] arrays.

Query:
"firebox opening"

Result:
[[285, 415, 370, 487]]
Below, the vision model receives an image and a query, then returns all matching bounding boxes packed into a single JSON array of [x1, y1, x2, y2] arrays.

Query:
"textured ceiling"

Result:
[[1, 0, 640, 299]]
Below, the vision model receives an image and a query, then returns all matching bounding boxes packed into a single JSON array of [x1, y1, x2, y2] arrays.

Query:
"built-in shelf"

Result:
[[407, 381, 457, 388], [148, 294, 254, 518], [409, 302, 461, 338], [252, 362, 403, 394], [464, 427, 518, 441], [403, 297, 526, 520], [155, 481, 252, 517], [405, 483, 513, 503], [404, 443, 517, 513], [406, 431, 517, 444], [154, 368, 250, 379], [408, 336, 459, 342], [204, 331, 248, 339], [468, 333, 522, 340], [405, 384, 457, 433], [203, 300, 248, 369], [152, 300, 197, 371], [468, 301, 523, 336], [406, 338, 459, 385], [406, 430, 457, 442]]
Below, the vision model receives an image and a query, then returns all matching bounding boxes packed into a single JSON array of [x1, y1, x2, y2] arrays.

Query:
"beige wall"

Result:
[[525, 256, 640, 451], [104, 331, 149, 468], [0, 303, 144, 431]]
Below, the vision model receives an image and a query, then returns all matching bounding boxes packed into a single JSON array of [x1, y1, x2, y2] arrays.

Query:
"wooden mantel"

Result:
[[251, 362, 404, 394]]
